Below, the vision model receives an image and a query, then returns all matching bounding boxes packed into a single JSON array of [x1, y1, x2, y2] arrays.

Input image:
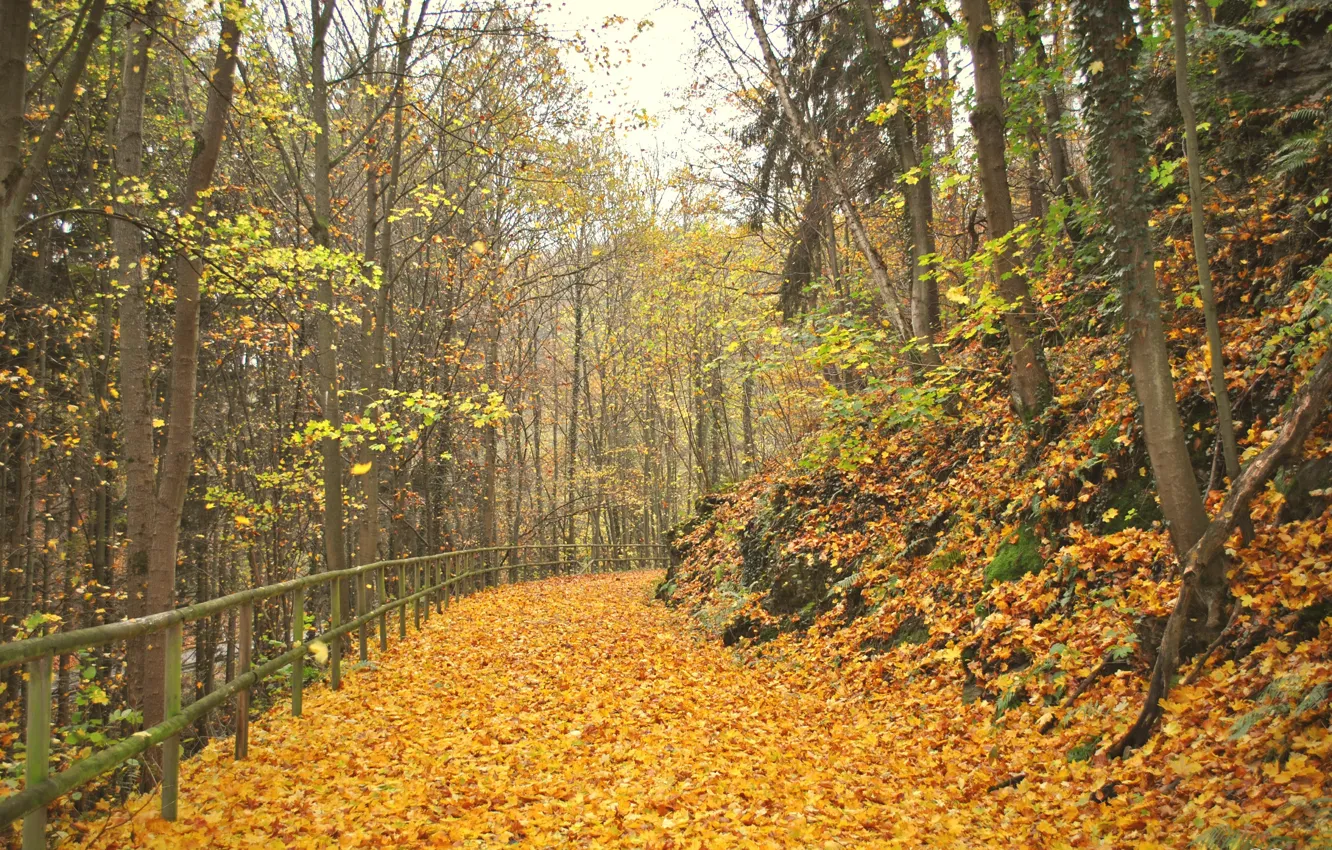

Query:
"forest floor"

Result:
[[71, 571, 969, 849], [69, 570, 1261, 849]]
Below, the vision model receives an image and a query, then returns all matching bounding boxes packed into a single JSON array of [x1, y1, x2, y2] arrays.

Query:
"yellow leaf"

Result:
[[307, 640, 329, 665], [351, 461, 373, 475]]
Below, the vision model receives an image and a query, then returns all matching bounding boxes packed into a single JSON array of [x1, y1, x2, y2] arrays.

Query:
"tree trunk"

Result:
[[742, 0, 913, 345], [0, 0, 107, 300], [355, 15, 383, 584], [481, 305, 499, 584], [1074, 0, 1212, 590], [0, 0, 32, 301], [1171, 0, 1247, 538], [1110, 343, 1332, 756], [565, 269, 583, 548], [114, 0, 160, 712], [311, 0, 346, 597], [140, 8, 242, 739], [1018, 0, 1088, 204], [961, 0, 1054, 424], [855, 0, 941, 363]]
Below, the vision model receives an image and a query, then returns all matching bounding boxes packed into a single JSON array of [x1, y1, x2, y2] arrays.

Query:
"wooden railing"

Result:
[[0, 542, 667, 847]]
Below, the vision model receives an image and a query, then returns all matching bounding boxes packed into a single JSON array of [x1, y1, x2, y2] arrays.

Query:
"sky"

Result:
[[537, 0, 709, 163]]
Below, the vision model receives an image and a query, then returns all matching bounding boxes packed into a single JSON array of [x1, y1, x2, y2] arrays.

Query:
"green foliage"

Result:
[[1066, 734, 1102, 763], [928, 549, 965, 572]]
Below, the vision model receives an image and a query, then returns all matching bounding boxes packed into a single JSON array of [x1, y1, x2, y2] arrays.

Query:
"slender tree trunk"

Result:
[[0, 0, 32, 301], [1018, 0, 1088, 203], [1074, 0, 1214, 599], [0, 0, 107, 300], [140, 8, 242, 739], [355, 17, 382, 583], [1171, 0, 1248, 540], [482, 304, 499, 583], [961, 0, 1054, 424], [742, 0, 913, 344], [855, 0, 941, 362], [565, 270, 583, 548], [311, 0, 346, 597], [1111, 343, 1332, 756], [114, 0, 160, 711]]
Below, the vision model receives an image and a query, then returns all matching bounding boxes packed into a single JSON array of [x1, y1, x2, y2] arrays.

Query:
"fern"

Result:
[[1296, 682, 1329, 715], [1272, 133, 1321, 177], [1191, 824, 1242, 850]]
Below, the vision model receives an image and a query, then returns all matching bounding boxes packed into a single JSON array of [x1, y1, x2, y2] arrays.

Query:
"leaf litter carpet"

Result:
[[85, 572, 1085, 848]]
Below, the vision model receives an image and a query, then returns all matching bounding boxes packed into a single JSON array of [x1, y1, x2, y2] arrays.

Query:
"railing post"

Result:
[[397, 563, 407, 638], [23, 653, 51, 850], [436, 557, 444, 613], [330, 579, 342, 690], [235, 601, 252, 759], [423, 562, 431, 623], [377, 566, 387, 651], [443, 555, 451, 609], [291, 586, 304, 716], [162, 622, 182, 820], [357, 567, 369, 663]]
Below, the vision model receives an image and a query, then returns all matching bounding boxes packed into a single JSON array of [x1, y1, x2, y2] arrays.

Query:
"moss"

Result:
[[929, 549, 965, 572], [984, 525, 1044, 586]]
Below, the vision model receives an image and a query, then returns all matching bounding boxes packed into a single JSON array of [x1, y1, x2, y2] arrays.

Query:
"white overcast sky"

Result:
[[538, 0, 707, 163]]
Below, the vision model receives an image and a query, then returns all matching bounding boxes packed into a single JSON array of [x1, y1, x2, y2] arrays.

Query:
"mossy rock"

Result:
[[984, 525, 1044, 586], [890, 615, 930, 647]]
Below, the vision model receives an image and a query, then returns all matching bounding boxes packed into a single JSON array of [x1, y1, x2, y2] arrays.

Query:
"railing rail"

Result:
[[0, 541, 668, 845]]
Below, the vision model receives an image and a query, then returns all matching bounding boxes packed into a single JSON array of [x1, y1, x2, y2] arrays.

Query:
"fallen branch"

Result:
[[1063, 658, 1127, 708], [1107, 344, 1332, 759]]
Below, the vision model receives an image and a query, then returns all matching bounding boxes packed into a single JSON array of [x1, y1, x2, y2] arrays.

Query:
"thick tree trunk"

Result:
[[113, 0, 160, 712], [1074, 0, 1212, 584], [961, 0, 1054, 424]]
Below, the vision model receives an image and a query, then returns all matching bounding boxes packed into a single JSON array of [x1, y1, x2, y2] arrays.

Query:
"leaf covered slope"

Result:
[[664, 191, 1332, 845]]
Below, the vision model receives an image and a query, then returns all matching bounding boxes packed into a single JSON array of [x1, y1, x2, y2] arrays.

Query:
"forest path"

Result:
[[83, 572, 929, 849]]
